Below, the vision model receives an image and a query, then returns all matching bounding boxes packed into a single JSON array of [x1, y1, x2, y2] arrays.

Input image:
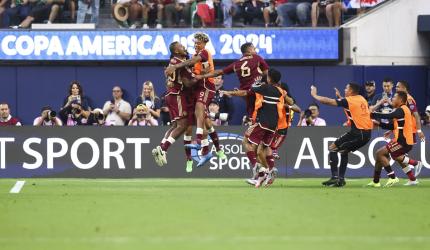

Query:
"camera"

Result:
[[48, 110, 56, 118], [304, 109, 313, 119], [94, 112, 104, 121]]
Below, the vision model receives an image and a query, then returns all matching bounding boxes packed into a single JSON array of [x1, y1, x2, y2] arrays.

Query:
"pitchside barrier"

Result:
[[0, 127, 429, 178]]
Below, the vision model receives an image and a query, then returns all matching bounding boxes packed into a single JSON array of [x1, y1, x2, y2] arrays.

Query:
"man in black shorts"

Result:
[[311, 83, 373, 187], [11, 0, 64, 28]]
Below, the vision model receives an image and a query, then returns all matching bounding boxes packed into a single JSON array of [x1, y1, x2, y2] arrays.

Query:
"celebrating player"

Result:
[[311, 83, 373, 187], [152, 42, 196, 171], [367, 91, 421, 187]]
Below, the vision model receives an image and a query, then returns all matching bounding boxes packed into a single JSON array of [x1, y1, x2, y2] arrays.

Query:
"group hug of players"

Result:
[[151, 32, 426, 188]]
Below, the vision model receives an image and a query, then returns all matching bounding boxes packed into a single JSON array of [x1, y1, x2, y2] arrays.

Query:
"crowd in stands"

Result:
[[0, 0, 386, 29], [2, 76, 429, 128]]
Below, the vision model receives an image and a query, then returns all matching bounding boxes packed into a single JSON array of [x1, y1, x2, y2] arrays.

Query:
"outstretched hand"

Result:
[[334, 87, 342, 99], [310, 85, 317, 97], [164, 66, 176, 76]]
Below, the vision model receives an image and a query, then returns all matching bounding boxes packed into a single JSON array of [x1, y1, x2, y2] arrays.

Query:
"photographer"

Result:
[[33, 106, 62, 126], [86, 108, 106, 126], [128, 104, 158, 126], [422, 105, 430, 127], [59, 81, 91, 126], [298, 103, 326, 126], [102, 86, 132, 126], [208, 100, 229, 126]]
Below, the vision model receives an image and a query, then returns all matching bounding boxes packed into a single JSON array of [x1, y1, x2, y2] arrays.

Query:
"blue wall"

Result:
[[1, 65, 429, 125]]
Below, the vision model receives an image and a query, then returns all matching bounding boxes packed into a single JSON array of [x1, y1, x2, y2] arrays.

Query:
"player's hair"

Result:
[[268, 69, 281, 84], [240, 42, 253, 54], [347, 82, 361, 94], [397, 80, 410, 91], [194, 33, 209, 43], [169, 41, 179, 55], [308, 103, 320, 110], [396, 91, 408, 103], [383, 77, 393, 84]]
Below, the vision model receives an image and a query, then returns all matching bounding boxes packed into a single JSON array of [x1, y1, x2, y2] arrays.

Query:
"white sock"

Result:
[[201, 139, 209, 147], [184, 135, 192, 141], [167, 137, 176, 144], [196, 127, 204, 135]]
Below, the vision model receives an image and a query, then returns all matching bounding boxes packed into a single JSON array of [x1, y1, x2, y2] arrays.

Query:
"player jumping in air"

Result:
[[311, 83, 373, 187], [367, 91, 421, 187]]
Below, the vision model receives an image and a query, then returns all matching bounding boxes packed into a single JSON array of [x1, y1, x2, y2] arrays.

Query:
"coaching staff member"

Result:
[[311, 83, 373, 187]]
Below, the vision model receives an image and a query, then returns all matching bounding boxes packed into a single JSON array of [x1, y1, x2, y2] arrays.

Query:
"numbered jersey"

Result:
[[167, 57, 193, 95], [222, 54, 269, 90]]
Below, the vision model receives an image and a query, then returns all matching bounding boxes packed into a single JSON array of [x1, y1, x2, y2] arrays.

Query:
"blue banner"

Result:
[[0, 29, 339, 61]]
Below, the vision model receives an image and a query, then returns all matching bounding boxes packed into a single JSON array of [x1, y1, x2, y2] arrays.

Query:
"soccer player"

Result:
[[152, 42, 196, 172], [196, 42, 269, 117], [165, 33, 226, 167], [367, 91, 420, 187], [311, 83, 373, 187]]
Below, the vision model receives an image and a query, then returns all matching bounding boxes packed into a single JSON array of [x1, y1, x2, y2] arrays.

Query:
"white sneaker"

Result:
[[157, 146, 167, 165], [129, 24, 137, 29], [251, 163, 262, 179], [156, 23, 162, 29], [152, 148, 163, 167], [254, 168, 268, 188], [414, 161, 423, 177], [264, 167, 278, 187], [404, 180, 419, 186], [246, 179, 257, 186], [142, 24, 149, 29]]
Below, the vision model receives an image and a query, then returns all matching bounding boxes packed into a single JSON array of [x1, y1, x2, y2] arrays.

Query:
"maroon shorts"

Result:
[[246, 123, 276, 147], [195, 79, 216, 107], [386, 140, 413, 159], [166, 93, 188, 122], [270, 129, 288, 150]]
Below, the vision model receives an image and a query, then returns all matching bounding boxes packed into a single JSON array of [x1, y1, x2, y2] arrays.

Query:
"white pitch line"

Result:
[[9, 180, 26, 194]]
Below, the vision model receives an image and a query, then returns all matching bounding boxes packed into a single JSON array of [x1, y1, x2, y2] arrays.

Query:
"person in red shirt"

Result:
[[0, 103, 21, 126]]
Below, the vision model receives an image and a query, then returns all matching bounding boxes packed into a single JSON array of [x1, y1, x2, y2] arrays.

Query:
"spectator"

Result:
[[128, 104, 158, 126], [422, 105, 430, 127], [159, 91, 171, 125], [11, 0, 65, 28], [141, 0, 163, 29], [212, 75, 233, 122], [369, 78, 394, 114], [165, 0, 192, 27], [221, 0, 243, 28], [298, 103, 326, 126], [102, 86, 132, 126], [277, 0, 312, 27], [263, 0, 286, 27], [134, 81, 161, 119], [243, 0, 263, 26], [112, 0, 143, 28], [1, 0, 31, 28], [311, 0, 342, 27], [77, 0, 99, 26], [195, 0, 217, 27], [0, 102, 21, 126], [208, 100, 228, 126], [33, 106, 62, 126], [59, 80, 91, 126], [363, 80, 376, 106]]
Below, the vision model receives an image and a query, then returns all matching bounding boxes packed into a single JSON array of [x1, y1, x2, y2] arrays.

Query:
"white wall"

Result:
[[342, 0, 430, 65]]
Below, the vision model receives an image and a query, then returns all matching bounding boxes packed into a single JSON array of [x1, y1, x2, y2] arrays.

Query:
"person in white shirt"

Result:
[[128, 104, 158, 126], [298, 103, 327, 126], [33, 106, 63, 126], [102, 86, 132, 126]]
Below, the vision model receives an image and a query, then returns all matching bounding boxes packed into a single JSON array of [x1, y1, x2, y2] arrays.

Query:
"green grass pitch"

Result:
[[1, 178, 430, 250]]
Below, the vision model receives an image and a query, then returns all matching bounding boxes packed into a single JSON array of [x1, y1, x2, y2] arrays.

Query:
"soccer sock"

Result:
[[266, 155, 275, 170], [246, 151, 257, 167], [201, 139, 209, 156], [329, 152, 339, 178], [161, 137, 175, 151], [208, 127, 221, 152], [402, 156, 418, 166], [160, 138, 167, 147], [373, 170, 382, 183], [184, 135, 192, 161], [402, 165, 416, 181], [196, 128, 204, 145], [383, 165, 396, 179], [338, 153, 348, 179]]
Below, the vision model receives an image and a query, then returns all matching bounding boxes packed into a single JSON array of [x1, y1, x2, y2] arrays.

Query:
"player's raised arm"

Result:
[[165, 55, 202, 75], [220, 89, 248, 97], [310, 85, 338, 106], [196, 69, 224, 80]]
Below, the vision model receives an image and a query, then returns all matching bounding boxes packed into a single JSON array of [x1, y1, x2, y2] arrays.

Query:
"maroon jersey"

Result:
[[0, 116, 21, 126], [222, 54, 269, 90], [166, 57, 193, 95]]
